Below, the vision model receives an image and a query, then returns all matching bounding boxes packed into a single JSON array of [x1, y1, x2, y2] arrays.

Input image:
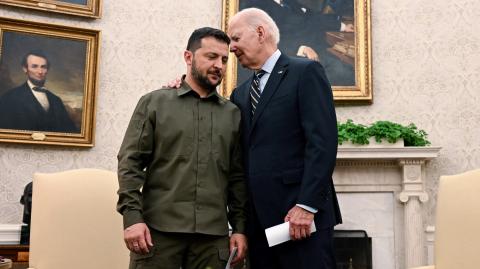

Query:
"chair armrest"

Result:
[[410, 266, 435, 269]]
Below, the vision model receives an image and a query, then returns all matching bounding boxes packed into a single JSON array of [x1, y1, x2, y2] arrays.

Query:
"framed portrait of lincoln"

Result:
[[0, 17, 100, 147]]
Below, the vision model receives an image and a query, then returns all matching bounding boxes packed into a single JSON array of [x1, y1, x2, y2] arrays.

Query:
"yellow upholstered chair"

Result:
[[411, 169, 480, 269], [28, 169, 129, 269]]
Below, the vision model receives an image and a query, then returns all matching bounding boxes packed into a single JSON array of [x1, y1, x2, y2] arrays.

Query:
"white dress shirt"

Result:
[[28, 80, 50, 111]]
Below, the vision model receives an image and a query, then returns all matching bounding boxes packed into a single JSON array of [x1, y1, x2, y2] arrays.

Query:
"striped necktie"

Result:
[[250, 69, 266, 116]]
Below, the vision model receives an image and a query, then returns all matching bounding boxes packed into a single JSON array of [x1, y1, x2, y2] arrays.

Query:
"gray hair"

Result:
[[234, 8, 280, 45]]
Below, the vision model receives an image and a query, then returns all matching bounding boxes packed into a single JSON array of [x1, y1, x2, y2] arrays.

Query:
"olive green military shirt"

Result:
[[117, 82, 247, 236]]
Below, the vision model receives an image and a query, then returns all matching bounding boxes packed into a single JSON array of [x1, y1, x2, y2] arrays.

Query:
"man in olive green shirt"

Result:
[[117, 27, 248, 269]]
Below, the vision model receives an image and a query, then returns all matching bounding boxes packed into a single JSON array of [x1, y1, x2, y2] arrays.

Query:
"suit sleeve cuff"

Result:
[[296, 204, 318, 214]]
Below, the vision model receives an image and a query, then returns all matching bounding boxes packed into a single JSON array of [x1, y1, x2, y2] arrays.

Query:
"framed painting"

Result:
[[221, 0, 372, 103], [0, 0, 101, 18], [0, 17, 100, 147]]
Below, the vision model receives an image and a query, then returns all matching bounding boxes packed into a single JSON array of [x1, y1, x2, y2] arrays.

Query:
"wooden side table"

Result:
[[0, 245, 29, 269]]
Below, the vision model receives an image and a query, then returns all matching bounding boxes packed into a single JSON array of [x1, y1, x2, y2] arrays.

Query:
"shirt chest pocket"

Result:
[[155, 107, 194, 158]]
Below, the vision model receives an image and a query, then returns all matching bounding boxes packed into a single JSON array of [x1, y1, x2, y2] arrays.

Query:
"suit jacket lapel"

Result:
[[20, 83, 46, 115], [248, 54, 289, 139]]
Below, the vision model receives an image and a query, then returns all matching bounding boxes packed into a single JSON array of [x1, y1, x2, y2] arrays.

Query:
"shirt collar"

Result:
[[177, 77, 221, 101], [260, 49, 282, 74], [27, 80, 45, 91]]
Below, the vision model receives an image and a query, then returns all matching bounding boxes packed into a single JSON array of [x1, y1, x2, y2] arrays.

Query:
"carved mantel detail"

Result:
[[336, 146, 441, 269], [399, 160, 429, 203]]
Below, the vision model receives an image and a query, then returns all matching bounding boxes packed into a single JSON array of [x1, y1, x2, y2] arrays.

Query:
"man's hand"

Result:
[[302, 46, 320, 62], [229, 233, 247, 266], [344, 23, 354, 32], [124, 222, 154, 254], [297, 45, 320, 62], [284, 205, 314, 241], [163, 77, 182, 89]]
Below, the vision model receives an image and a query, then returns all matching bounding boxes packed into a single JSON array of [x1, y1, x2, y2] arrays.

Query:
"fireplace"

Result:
[[334, 230, 372, 269], [334, 146, 440, 268]]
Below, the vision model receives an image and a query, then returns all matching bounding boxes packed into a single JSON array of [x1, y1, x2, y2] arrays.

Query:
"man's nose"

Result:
[[213, 58, 223, 68]]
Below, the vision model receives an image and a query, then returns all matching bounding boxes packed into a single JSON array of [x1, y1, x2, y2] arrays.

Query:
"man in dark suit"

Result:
[[228, 8, 341, 269], [0, 50, 78, 133]]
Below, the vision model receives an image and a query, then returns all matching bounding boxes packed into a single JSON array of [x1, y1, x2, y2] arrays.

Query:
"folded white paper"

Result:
[[225, 246, 237, 269], [265, 220, 316, 247]]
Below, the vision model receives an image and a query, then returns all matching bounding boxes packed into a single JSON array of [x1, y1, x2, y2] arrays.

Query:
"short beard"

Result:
[[191, 58, 221, 92], [29, 77, 46, 87]]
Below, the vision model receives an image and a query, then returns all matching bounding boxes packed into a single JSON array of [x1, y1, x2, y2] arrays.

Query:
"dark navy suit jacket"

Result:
[[0, 83, 79, 133], [230, 54, 342, 231]]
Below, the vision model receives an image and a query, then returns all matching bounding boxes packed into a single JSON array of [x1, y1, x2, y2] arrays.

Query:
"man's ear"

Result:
[[184, 50, 193, 66], [22, 66, 28, 73], [256, 25, 266, 43]]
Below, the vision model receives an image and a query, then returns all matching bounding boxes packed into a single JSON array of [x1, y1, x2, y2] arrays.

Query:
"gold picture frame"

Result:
[[221, 0, 372, 103], [0, 17, 100, 147], [0, 0, 101, 19]]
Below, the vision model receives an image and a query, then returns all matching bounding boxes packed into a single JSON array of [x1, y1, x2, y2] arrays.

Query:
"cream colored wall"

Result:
[[1, 0, 479, 229]]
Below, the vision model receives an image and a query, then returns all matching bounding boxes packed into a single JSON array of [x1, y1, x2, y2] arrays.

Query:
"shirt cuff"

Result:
[[122, 209, 144, 229], [296, 204, 318, 214]]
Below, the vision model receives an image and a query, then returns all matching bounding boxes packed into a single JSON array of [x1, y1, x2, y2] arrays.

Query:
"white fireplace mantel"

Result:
[[334, 146, 441, 269], [337, 147, 441, 160]]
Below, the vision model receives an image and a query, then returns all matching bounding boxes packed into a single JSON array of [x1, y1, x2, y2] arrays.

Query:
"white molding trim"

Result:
[[0, 224, 22, 244], [337, 146, 442, 160], [426, 225, 436, 265]]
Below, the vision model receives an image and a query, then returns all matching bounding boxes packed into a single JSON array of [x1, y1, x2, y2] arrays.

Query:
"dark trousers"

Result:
[[129, 229, 230, 269], [248, 209, 337, 269]]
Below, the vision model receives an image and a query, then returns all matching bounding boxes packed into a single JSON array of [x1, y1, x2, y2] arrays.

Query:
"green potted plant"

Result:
[[337, 119, 431, 147], [337, 119, 370, 145]]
